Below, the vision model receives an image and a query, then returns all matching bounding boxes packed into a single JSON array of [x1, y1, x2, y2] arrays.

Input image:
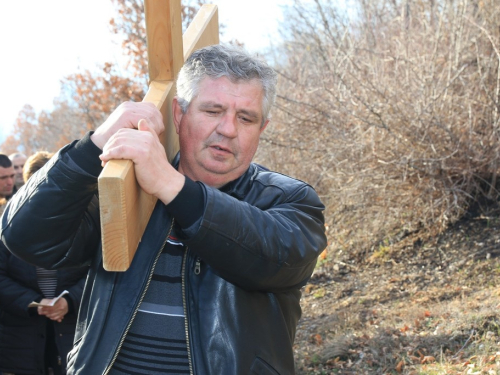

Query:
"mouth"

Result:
[[210, 145, 232, 154]]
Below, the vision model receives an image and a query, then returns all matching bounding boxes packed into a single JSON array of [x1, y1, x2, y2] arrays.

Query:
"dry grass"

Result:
[[295, 287, 500, 374], [293, 210, 500, 374]]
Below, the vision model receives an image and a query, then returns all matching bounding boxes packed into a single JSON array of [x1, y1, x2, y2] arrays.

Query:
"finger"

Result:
[[143, 103, 164, 132], [100, 130, 134, 162], [125, 103, 161, 130]]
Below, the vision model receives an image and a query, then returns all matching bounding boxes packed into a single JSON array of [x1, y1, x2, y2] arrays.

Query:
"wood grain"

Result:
[[98, 2, 219, 271]]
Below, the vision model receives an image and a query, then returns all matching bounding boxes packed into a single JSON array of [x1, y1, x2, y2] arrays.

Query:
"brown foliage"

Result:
[[1, 105, 42, 155], [1, 102, 91, 155], [109, 0, 205, 80], [62, 63, 145, 130], [0, 0, 204, 154], [256, 0, 500, 254]]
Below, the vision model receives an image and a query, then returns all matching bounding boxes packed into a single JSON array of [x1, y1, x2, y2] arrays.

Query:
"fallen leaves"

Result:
[[421, 355, 436, 364], [395, 359, 405, 372], [312, 334, 323, 345], [294, 214, 500, 375], [319, 249, 327, 261]]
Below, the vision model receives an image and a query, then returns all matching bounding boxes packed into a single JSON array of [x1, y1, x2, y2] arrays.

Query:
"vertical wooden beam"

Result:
[[145, 0, 183, 82], [98, 3, 219, 272]]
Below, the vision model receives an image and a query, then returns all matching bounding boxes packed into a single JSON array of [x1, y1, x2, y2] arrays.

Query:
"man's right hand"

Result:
[[99, 119, 185, 205], [90, 102, 164, 150]]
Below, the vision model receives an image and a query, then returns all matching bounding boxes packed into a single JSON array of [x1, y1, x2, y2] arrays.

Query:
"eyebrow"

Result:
[[198, 102, 223, 110], [0, 174, 15, 180], [198, 102, 261, 121]]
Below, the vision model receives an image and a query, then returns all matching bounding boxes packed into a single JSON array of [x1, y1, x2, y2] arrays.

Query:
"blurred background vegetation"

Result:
[[2, 0, 500, 259]]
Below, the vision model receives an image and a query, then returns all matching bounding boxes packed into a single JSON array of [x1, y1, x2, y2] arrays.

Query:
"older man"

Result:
[[0, 154, 15, 204], [1, 45, 327, 375], [9, 153, 27, 190]]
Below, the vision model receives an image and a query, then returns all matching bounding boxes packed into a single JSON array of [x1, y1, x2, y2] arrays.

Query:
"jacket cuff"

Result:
[[28, 296, 43, 316], [165, 176, 205, 229], [66, 131, 103, 177], [63, 295, 75, 315]]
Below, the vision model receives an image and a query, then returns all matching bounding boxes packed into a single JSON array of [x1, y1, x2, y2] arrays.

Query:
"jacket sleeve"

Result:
[[0, 241, 42, 316], [0, 137, 102, 270], [63, 267, 89, 315], [184, 174, 327, 292]]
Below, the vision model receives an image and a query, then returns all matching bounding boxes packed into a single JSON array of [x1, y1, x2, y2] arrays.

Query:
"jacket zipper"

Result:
[[182, 248, 194, 375], [194, 257, 201, 275], [103, 218, 175, 375]]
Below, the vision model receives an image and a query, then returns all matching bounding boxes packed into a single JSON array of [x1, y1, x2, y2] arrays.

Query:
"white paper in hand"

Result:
[[28, 290, 69, 308]]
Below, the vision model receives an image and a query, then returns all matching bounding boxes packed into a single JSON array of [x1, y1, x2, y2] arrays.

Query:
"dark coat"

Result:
[[1, 136, 327, 375], [0, 241, 88, 374]]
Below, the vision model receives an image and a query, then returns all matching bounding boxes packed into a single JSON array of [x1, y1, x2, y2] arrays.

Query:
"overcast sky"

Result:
[[0, 0, 287, 144]]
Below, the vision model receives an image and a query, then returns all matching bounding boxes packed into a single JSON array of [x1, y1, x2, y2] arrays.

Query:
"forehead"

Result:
[[0, 166, 14, 177], [197, 77, 264, 100], [11, 156, 26, 165]]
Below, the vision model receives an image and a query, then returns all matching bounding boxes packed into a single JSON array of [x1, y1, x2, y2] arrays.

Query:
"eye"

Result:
[[239, 115, 257, 124]]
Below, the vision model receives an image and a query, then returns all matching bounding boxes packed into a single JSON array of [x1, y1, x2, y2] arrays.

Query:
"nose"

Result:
[[216, 113, 238, 139]]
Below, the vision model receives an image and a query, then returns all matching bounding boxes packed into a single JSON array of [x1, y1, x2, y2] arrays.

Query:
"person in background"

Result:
[[9, 152, 27, 190], [0, 151, 89, 375], [22, 152, 51, 184], [1, 45, 327, 375], [0, 154, 15, 216]]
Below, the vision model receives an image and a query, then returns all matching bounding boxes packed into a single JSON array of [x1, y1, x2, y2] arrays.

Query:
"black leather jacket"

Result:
[[1, 137, 327, 375]]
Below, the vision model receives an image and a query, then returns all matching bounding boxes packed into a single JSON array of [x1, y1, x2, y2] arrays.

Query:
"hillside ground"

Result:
[[295, 204, 500, 374]]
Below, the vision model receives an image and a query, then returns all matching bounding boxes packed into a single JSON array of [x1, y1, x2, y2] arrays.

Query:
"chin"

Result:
[[202, 168, 240, 186]]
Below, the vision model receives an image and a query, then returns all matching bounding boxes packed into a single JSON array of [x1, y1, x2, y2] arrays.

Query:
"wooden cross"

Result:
[[97, 0, 219, 272]]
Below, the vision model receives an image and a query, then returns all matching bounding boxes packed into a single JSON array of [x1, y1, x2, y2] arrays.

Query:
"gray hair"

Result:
[[9, 153, 27, 161], [176, 44, 277, 125]]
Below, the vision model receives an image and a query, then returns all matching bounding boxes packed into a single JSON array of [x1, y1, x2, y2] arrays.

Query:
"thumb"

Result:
[[138, 118, 160, 143], [138, 118, 151, 132]]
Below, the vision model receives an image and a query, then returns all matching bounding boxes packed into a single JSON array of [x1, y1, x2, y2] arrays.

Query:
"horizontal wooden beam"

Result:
[[98, 81, 175, 272], [183, 4, 219, 60]]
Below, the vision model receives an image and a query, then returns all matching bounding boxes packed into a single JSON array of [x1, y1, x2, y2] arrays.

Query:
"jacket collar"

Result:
[[172, 152, 258, 199]]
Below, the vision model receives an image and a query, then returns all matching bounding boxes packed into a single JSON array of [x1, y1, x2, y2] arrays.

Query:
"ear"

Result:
[[260, 119, 270, 134], [172, 97, 184, 135]]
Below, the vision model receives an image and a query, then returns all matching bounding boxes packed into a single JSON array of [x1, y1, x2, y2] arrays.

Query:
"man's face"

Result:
[[0, 166, 15, 198], [11, 155, 26, 186], [173, 76, 268, 188]]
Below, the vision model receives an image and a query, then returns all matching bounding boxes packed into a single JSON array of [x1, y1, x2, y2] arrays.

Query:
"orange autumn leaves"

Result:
[[1, 0, 207, 154]]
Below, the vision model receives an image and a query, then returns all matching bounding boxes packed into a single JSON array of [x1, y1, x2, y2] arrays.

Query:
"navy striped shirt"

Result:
[[110, 234, 189, 374]]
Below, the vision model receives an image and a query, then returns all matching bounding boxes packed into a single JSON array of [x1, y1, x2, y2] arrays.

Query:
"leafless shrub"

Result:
[[257, 0, 500, 255]]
